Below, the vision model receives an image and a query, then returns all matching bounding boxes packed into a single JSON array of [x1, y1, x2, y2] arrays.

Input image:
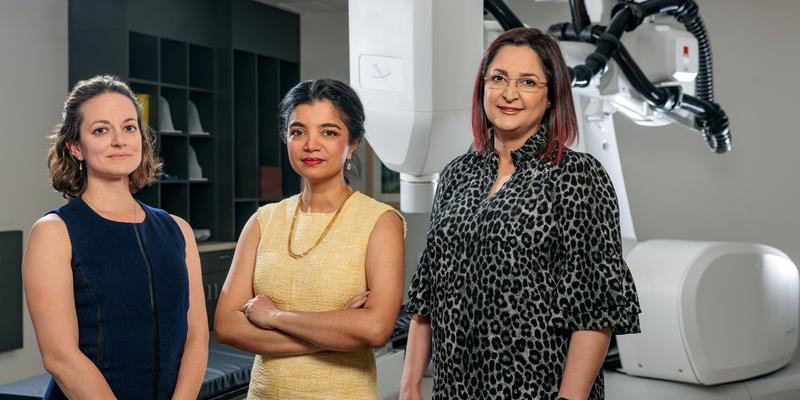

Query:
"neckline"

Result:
[[489, 124, 548, 165], [295, 191, 359, 215], [78, 196, 148, 225]]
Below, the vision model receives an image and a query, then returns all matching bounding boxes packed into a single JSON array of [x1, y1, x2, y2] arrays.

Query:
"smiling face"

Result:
[[68, 92, 143, 182], [483, 45, 550, 141], [286, 100, 357, 184]]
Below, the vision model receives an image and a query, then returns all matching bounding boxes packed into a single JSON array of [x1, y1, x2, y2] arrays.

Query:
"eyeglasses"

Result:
[[484, 74, 548, 93]]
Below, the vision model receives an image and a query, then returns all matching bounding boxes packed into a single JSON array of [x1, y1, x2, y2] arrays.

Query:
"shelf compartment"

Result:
[[160, 182, 189, 220], [190, 184, 216, 235], [190, 44, 215, 90], [129, 82, 158, 132], [160, 38, 187, 85], [234, 201, 258, 240], [189, 90, 215, 135], [158, 134, 188, 180], [135, 183, 159, 206], [258, 56, 281, 167], [278, 60, 301, 196], [159, 86, 188, 133], [189, 137, 215, 182], [234, 50, 258, 199], [129, 32, 158, 81]]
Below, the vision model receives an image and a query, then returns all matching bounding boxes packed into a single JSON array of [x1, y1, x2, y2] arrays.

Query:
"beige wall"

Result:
[[0, 0, 68, 384]]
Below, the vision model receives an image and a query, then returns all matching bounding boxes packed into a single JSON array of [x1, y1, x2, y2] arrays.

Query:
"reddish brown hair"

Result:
[[471, 27, 578, 164]]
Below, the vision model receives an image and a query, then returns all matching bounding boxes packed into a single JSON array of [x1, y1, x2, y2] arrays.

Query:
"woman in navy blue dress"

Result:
[[23, 75, 208, 399]]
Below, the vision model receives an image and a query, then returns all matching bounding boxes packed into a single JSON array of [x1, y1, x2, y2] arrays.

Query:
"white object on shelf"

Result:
[[158, 96, 182, 133], [188, 145, 204, 180], [187, 99, 210, 135], [192, 229, 211, 242]]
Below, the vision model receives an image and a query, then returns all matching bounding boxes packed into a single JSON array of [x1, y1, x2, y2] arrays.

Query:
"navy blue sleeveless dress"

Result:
[[45, 197, 189, 399]]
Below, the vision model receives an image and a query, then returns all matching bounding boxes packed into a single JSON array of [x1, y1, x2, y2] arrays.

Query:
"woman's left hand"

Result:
[[241, 295, 279, 330]]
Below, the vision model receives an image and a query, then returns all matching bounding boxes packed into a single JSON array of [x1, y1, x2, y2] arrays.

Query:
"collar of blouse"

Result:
[[486, 124, 549, 170]]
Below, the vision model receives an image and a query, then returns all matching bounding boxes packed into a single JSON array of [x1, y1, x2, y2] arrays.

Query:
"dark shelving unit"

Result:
[[232, 50, 301, 237], [69, 0, 300, 243], [127, 31, 219, 238]]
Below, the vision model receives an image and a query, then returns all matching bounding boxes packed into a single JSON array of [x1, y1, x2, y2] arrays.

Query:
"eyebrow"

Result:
[[289, 121, 342, 130], [90, 118, 137, 125], [490, 68, 543, 80]]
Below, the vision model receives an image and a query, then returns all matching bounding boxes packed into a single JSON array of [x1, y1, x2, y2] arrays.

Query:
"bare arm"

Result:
[[214, 213, 323, 356], [246, 211, 405, 351], [23, 215, 117, 399], [171, 217, 209, 400], [557, 328, 612, 400], [399, 315, 432, 400]]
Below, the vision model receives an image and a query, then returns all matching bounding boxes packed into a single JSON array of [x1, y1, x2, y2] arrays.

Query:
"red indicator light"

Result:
[[683, 46, 689, 57]]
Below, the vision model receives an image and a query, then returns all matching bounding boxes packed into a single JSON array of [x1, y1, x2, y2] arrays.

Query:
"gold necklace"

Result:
[[287, 188, 354, 259]]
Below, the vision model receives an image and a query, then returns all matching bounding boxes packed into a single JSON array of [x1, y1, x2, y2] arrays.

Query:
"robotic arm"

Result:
[[550, 0, 731, 153]]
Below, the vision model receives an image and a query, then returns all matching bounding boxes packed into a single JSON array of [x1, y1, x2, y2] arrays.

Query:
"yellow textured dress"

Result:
[[248, 191, 403, 400]]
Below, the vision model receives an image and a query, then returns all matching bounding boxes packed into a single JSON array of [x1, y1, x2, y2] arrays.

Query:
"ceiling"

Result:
[[253, 0, 348, 15]]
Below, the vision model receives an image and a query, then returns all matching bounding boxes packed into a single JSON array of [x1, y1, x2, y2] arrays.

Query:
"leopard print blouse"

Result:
[[406, 130, 641, 399]]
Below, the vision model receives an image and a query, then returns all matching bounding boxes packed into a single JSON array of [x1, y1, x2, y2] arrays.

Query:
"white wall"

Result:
[[0, 0, 68, 384]]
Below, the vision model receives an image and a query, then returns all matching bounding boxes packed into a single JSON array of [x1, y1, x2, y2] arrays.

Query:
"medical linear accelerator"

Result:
[[349, 0, 800, 399]]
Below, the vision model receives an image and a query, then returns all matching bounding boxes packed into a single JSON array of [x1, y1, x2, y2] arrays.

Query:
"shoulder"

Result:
[[441, 151, 481, 179], [27, 213, 71, 257], [169, 214, 192, 235], [351, 192, 407, 236], [555, 149, 605, 174], [30, 213, 69, 240], [255, 197, 287, 226], [553, 149, 613, 187]]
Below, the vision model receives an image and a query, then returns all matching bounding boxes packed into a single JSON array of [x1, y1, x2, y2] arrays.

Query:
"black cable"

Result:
[[569, 0, 592, 36], [483, 0, 524, 30], [550, 0, 730, 152]]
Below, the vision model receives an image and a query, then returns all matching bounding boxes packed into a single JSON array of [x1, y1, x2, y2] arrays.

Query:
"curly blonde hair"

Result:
[[48, 75, 161, 198]]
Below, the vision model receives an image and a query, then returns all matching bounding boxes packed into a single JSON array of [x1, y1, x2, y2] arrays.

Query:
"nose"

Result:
[[302, 132, 320, 151], [110, 128, 126, 148], [501, 81, 519, 102]]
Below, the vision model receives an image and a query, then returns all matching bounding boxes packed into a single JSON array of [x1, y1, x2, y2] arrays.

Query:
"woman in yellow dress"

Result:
[[214, 79, 406, 399]]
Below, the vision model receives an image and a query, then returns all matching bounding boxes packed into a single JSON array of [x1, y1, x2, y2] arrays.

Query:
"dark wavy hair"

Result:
[[48, 75, 161, 198], [471, 27, 578, 164], [278, 79, 366, 181]]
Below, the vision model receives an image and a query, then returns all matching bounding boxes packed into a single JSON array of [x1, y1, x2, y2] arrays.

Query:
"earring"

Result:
[[346, 159, 352, 171], [79, 161, 83, 172]]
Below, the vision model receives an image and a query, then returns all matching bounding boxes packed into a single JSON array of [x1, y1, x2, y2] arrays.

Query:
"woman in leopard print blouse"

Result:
[[399, 28, 641, 400]]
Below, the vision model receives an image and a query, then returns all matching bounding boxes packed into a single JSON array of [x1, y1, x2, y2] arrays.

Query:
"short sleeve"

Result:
[[549, 153, 641, 334], [405, 155, 463, 318], [405, 249, 433, 317]]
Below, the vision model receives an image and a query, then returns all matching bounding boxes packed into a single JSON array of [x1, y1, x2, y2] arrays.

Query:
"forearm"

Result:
[[172, 328, 208, 400], [45, 350, 117, 399], [558, 328, 612, 400], [400, 316, 432, 390], [216, 310, 322, 356], [268, 307, 397, 351]]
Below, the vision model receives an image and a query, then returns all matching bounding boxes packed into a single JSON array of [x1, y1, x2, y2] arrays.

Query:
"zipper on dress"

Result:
[[133, 224, 160, 399]]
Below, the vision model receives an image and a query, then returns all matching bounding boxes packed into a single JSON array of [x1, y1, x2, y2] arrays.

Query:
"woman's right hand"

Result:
[[344, 290, 370, 309]]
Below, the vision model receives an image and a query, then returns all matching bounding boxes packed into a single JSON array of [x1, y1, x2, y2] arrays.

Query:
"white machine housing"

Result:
[[349, 0, 483, 213], [618, 240, 799, 384]]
